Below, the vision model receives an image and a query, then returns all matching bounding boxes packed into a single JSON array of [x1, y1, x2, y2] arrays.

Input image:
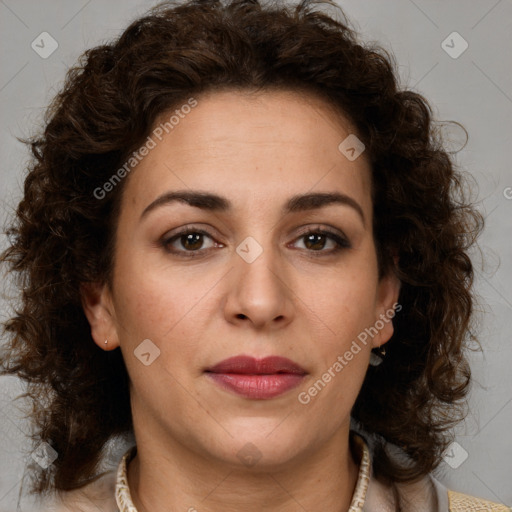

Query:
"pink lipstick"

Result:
[[205, 355, 307, 400]]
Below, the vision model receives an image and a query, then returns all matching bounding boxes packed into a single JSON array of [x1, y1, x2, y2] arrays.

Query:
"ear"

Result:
[[372, 270, 401, 350], [80, 281, 119, 351]]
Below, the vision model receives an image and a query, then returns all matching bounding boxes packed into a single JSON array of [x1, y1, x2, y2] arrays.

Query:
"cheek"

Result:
[[304, 269, 378, 339], [112, 252, 219, 373], [303, 284, 374, 405], [113, 273, 202, 397], [115, 272, 194, 341]]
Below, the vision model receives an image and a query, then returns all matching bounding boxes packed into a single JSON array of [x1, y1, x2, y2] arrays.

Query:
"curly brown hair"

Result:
[[0, 0, 483, 504]]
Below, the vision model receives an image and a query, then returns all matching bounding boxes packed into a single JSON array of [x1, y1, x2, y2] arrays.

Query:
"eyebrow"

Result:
[[140, 190, 365, 225]]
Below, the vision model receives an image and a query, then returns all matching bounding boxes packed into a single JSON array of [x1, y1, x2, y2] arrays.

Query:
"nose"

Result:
[[222, 239, 294, 330]]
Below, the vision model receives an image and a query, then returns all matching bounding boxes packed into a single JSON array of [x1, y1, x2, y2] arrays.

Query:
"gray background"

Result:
[[1, 0, 511, 510]]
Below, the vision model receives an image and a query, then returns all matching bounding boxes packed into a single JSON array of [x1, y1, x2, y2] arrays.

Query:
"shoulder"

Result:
[[446, 487, 511, 512], [432, 475, 511, 512], [38, 470, 118, 512], [365, 472, 511, 511], [365, 471, 440, 511]]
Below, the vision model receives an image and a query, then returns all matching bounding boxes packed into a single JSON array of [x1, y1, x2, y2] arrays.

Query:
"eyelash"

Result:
[[161, 226, 351, 258]]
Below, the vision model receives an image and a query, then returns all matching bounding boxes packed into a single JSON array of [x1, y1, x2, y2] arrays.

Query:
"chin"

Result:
[[210, 421, 307, 469]]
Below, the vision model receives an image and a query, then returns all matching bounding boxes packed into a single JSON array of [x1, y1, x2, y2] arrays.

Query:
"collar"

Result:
[[115, 430, 371, 512]]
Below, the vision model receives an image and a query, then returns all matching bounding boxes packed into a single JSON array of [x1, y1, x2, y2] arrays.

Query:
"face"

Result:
[[82, 88, 399, 469]]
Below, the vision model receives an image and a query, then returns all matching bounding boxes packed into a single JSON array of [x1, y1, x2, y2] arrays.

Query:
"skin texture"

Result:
[[81, 89, 400, 512]]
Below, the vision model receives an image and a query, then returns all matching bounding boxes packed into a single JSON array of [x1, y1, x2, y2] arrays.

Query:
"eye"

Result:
[[291, 227, 351, 255], [160, 225, 351, 258], [161, 228, 221, 257]]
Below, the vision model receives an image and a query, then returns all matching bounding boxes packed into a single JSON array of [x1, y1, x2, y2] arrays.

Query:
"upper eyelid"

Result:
[[163, 223, 347, 237]]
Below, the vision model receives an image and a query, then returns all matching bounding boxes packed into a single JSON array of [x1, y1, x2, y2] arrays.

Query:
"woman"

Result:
[[0, 0, 509, 510]]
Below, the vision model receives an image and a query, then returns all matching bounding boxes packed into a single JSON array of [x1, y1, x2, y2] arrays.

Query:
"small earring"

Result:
[[369, 345, 386, 366], [104, 339, 108, 345]]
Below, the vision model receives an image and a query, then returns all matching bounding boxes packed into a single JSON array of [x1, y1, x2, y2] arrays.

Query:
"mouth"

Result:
[[205, 355, 307, 375], [204, 355, 307, 400]]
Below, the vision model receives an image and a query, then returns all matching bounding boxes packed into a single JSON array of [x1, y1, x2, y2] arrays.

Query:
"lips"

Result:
[[205, 355, 307, 400], [206, 355, 307, 375]]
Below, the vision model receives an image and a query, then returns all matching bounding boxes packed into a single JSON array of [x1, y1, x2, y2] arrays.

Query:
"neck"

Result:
[[126, 426, 361, 512]]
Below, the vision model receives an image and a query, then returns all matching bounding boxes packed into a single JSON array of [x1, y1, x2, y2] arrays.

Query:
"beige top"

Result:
[[42, 431, 511, 512]]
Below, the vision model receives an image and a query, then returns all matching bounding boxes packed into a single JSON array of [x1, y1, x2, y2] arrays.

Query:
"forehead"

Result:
[[122, 88, 372, 216]]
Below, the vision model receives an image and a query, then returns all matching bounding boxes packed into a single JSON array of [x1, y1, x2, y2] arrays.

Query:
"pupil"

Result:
[[305, 233, 325, 250], [183, 233, 203, 250]]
